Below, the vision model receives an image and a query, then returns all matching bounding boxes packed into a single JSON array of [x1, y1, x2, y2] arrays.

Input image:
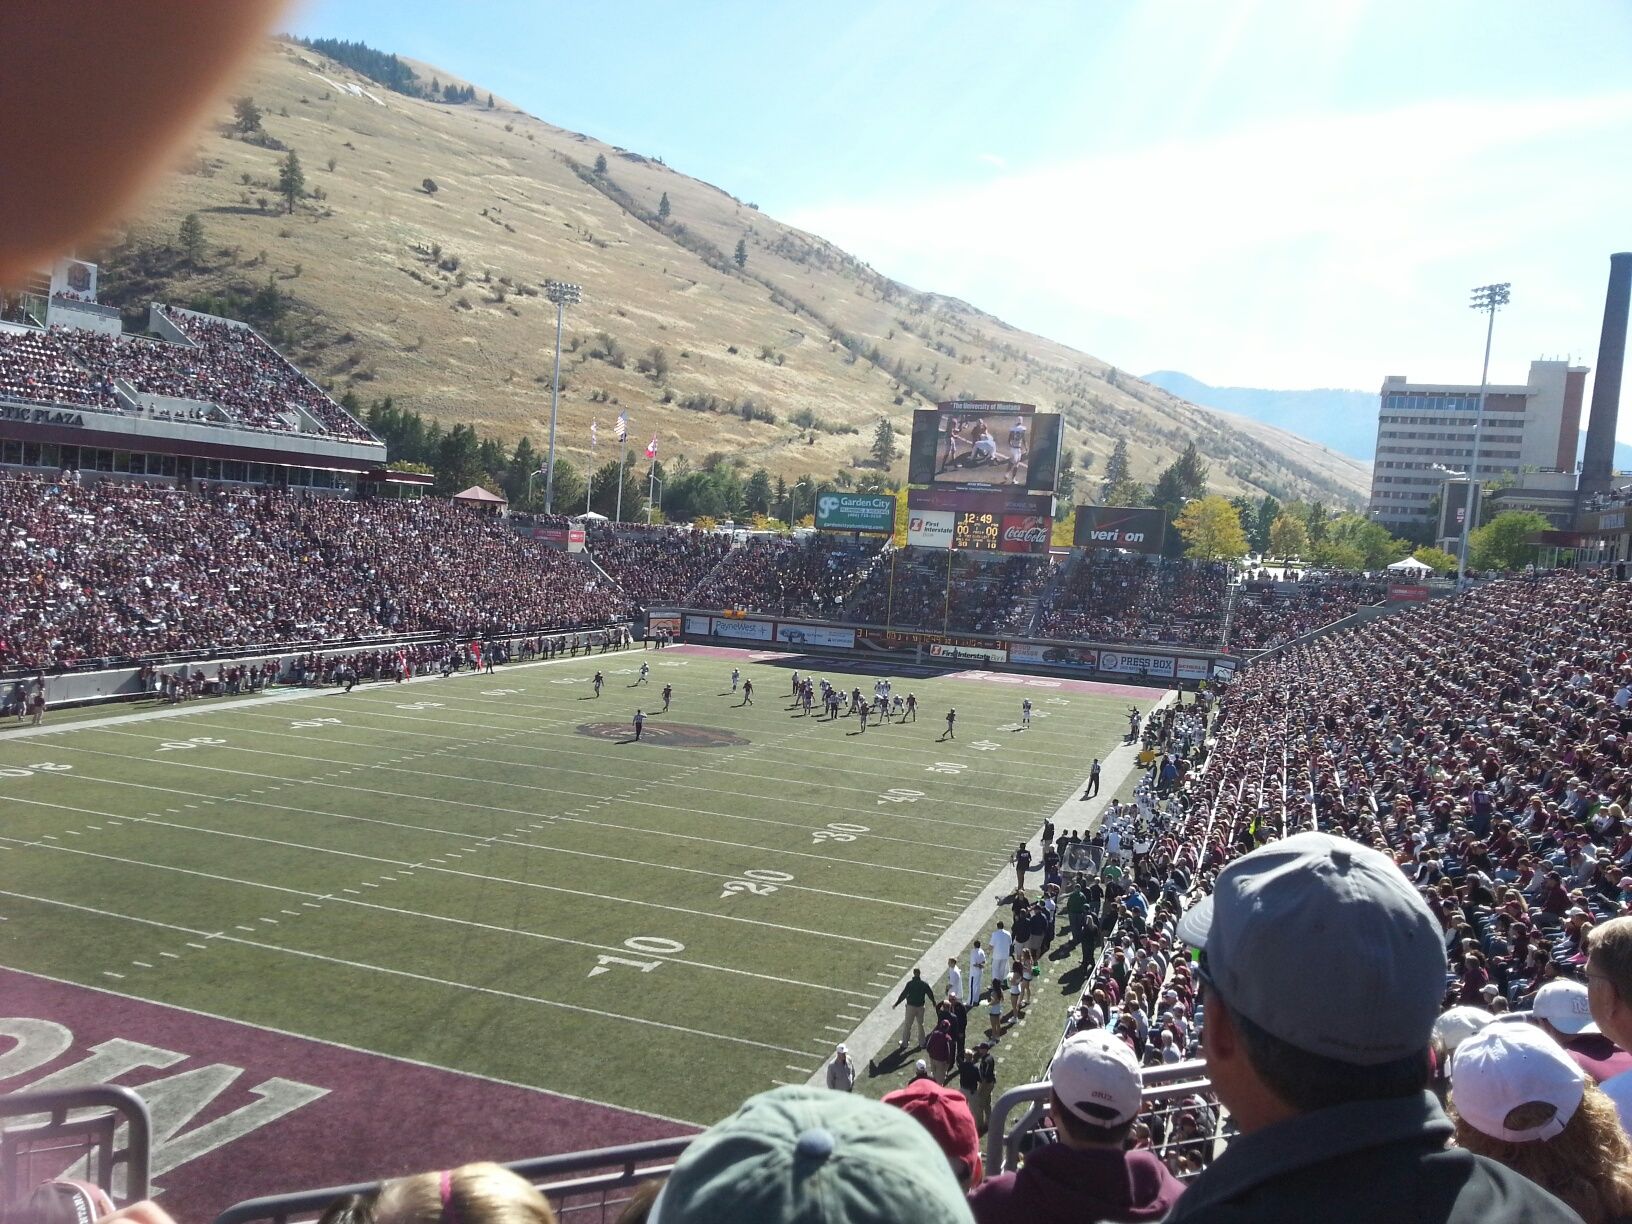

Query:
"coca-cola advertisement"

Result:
[[999, 514, 1052, 553]]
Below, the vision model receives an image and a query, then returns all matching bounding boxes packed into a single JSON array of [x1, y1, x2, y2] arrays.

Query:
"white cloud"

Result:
[[786, 93, 1632, 435], [976, 152, 1006, 168]]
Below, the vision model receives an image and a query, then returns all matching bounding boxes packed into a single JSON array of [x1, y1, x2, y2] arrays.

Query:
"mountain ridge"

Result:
[[95, 37, 1371, 506]]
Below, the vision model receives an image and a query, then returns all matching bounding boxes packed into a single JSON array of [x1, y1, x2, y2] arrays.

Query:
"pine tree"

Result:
[[658, 192, 671, 220], [277, 149, 305, 214], [178, 213, 206, 266], [593, 153, 608, 174], [232, 96, 262, 134], [1101, 438, 1131, 501], [871, 417, 897, 468], [734, 237, 748, 269], [486, 92, 495, 109]]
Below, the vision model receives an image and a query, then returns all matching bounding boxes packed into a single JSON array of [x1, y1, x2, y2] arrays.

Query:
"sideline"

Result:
[[807, 688, 1179, 1086]]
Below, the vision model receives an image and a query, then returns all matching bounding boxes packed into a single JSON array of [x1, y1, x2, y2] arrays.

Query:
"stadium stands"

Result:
[[0, 473, 632, 670], [0, 312, 374, 440], [1034, 555, 1229, 648], [582, 524, 733, 606], [693, 534, 883, 618], [1226, 573, 1388, 650], [842, 547, 1051, 634]]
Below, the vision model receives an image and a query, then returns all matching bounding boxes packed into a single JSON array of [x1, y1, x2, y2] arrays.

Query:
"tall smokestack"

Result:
[[1580, 251, 1632, 497]]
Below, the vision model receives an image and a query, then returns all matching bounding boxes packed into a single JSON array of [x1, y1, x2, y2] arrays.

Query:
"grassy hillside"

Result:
[[96, 38, 1368, 505]]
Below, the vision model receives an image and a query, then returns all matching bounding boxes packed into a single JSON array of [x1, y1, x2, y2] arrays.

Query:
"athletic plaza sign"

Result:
[[1, 404, 86, 427], [815, 493, 896, 533]]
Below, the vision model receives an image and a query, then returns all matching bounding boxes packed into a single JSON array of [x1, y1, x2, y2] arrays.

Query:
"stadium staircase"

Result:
[[681, 540, 746, 605], [1024, 551, 1079, 637], [1219, 582, 1243, 651]]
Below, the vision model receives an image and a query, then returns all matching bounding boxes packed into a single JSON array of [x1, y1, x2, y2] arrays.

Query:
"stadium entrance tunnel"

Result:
[[576, 722, 749, 748]]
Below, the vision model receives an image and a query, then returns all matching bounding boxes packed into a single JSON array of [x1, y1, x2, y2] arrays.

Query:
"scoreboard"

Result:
[[951, 510, 1001, 551]]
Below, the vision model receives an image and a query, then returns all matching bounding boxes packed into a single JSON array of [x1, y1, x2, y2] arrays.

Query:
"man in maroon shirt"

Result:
[[1533, 979, 1632, 1082], [967, 1029, 1182, 1224]]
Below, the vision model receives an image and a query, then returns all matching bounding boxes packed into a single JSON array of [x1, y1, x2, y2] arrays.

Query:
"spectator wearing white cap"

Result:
[[1532, 979, 1632, 1084], [1165, 831, 1581, 1224], [1585, 916, 1632, 1132], [966, 1030, 1183, 1224], [825, 1043, 855, 1093], [1450, 1023, 1632, 1224]]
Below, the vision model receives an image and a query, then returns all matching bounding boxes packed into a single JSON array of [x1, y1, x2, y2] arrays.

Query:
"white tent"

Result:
[[1387, 556, 1432, 578], [575, 511, 610, 522]]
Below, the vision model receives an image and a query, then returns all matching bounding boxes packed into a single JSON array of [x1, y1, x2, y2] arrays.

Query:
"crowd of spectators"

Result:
[[584, 524, 733, 607], [1034, 555, 1229, 648], [0, 327, 117, 409], [0, 313, 374, 440], [1226, 573, 1389, 650], [0, 472, 631, 671], [698, 534, 883, 618], [843, 548, 1053, 634]]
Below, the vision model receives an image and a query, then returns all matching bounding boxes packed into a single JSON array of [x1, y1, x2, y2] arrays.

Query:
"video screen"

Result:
[[906, 402, 1061, 493]]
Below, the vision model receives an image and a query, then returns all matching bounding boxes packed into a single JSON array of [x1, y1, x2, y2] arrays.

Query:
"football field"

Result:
[[0, 645, 1147, 1124]]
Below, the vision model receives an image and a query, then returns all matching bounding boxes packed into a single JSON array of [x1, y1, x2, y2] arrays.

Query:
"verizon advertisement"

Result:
[[711, 618, 774, 641], [908, 509, 956, 549], [1097, 650, 1178, 679], [999, 514, 1052, 554], [1074, 506, 1167, 554]]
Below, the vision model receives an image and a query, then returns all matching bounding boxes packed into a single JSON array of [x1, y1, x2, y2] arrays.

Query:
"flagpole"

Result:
[[615, 425, 629, 522], [585, 427, 595, 517]]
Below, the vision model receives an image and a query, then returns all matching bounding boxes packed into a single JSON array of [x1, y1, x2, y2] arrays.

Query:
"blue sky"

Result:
[[288, 1, 1632, 422]]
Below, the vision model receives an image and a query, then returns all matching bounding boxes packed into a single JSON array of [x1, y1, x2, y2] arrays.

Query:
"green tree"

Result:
[[1413, 545, 1459, 574], [593, 153, 608, 174], [1253, 495, 1281, 554], [1312, 540, 1367, 570], [1268, 513, 1310, 559], [1323, 513, 1409, 570], [590, 458, 646, 520], [433, 424, 486, 496], [486, 92, 495, 109], [1101, 438, 1131, 501], [178, 213, 206, 266], [1173, 495, 1249, 560], [734, 237, 748, 269], [232, 96, 262, 134], [658, 192, 671, 220], [277, 149, 305, 214], [871, 417, 898, 468], [1230, 495, 1256, 547], [1468, 511, 1550, 571], [549, 457, 586, 515], [506, 436, 540, 507], [743, 468, 774, 516], [1056, 448, 1078, 502]]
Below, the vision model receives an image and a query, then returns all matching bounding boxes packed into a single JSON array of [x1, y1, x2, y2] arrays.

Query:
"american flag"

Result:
[[615, 412, 628, 443], [590, 420, 598, 450]]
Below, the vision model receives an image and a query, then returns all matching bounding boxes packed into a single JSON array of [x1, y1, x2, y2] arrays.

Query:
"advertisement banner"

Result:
[[929, 642, 1009, 663], [1176, 657, 1212, 681], [906, 402, 1061, 494], [999, 514, 1052, 554], [684, 615, 713, 635], [908, 487, 1055, 518], [1213, 660, 1238, 679], [648, 615, 682, 636], [908, 509, 956, 549], [1096, 650, 1178, 678], [1387, 584, 1430, 602], [711, 618, 774, 641], [1074, 506, 1167, 554], [814, 493, 896, 534], [1011, 643, 1099, 671], [775, 624, 857, 648]]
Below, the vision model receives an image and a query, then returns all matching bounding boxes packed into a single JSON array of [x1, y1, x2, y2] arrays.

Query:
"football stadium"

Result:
[[4, 8, 1632, 1224]]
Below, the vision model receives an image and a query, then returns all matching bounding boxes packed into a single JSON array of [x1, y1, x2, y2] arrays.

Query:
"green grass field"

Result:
[[0, 646, 1143, 1123]]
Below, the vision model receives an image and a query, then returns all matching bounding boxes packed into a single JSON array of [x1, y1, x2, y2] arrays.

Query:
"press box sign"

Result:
[[815, 493, 897, 533]]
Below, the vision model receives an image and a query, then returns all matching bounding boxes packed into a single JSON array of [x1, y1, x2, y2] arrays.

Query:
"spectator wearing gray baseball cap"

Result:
[[1163, 831, 1581, 1224]]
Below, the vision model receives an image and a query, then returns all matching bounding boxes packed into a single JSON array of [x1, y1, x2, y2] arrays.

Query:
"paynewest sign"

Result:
[[815, 493, 896, 533]]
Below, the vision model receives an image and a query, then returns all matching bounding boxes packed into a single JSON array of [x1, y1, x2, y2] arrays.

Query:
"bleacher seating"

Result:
[[1034, 554, 1228, 647], [1226, 573, 1388, 650], [842, 547, 1051, 634]]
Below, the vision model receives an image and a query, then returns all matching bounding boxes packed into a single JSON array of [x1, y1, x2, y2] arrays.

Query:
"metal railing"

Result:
[[212, 1137, 693, 1224], [0, 1085, 152, 1211], [984, 1059, 1218, 1181]]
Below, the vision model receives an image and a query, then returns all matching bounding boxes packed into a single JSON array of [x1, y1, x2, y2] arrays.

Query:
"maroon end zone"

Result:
[[0, 968, 695, 1222]]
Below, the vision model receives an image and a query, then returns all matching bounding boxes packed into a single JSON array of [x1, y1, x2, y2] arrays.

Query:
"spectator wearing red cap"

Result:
[[883, 1076, 984, 1191], [967, 1030, 1182, 1224]]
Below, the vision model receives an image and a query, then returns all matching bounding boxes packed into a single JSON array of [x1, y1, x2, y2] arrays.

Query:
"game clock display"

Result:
[[952, 510, 1000, 550]]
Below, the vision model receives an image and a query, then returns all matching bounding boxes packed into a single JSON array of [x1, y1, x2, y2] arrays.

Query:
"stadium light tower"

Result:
[[543, 279, 582, 514], [1457, 282, 1511, 587]]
